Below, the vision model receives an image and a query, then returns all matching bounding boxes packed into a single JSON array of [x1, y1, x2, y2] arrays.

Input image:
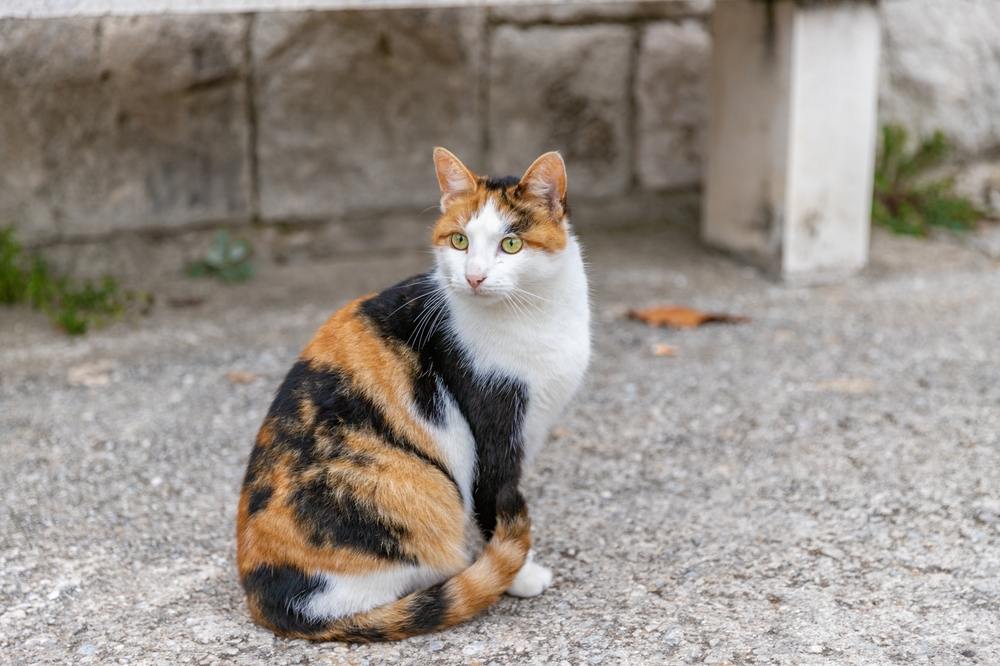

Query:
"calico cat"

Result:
[[236, 148, 591, 642]]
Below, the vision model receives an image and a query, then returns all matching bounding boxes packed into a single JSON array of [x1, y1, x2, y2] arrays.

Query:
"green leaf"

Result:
[[186, 230, 255, 283], [873, 124, 981, 236]]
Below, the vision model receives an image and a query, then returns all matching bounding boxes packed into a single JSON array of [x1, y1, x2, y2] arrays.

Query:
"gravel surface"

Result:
[[2, 224, 999, 665]]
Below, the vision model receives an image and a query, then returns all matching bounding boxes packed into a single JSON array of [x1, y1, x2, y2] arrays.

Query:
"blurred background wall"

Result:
[[1, 0, 998, 264]]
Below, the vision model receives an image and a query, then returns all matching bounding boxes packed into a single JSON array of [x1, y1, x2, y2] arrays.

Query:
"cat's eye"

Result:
[[500, 236, 523, 254], [450, 233, 469, 251]]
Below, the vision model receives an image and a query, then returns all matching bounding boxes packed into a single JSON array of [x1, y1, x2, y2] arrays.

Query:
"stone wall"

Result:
[[1, 0, 997, 248]]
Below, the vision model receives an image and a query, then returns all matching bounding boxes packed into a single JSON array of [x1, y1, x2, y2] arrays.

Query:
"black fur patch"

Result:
[[242, 565, 327, 635], [494, 481, 528, 523], [407, 582, 448, 632], [292, 477, 414, 562], [482, 175, 519, 190], [337, 625, 388, 643], [241, 357, 464, 561], [361, 274, 530, 540], [281, 361, 457, 490], [247, 486, 273, 516]]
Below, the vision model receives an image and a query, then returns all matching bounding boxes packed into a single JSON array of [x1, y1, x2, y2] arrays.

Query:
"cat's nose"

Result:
[[465, 273, 486, 289]]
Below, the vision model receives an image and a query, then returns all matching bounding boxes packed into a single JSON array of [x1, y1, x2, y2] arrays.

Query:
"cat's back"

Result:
[[236, 283, 471, 612]]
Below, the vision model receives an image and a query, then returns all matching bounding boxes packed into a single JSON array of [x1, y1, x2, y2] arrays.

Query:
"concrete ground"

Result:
[[2, 222, 999, 665]]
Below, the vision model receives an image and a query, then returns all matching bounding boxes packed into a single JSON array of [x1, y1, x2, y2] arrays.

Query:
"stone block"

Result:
[[252, 9, 485, 221], [0, 15, 251, 242], [880, 0, 1000, 157], [489, 0, 712, 24], [954, 160, 1000, 219], [636, 19, 710, 190], [487, 24, 632, 197], [703, 0, 881, 281]]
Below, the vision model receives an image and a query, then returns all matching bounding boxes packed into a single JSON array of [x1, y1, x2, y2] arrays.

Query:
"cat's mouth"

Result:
[[452, 282, 507, 302]]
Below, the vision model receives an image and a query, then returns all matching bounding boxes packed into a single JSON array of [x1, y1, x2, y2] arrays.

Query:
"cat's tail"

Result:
[[294, 485, 531, 643]]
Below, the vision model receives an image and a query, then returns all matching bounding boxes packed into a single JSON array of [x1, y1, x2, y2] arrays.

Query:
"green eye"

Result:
[[501, 236, 523, 254], [450, 233, 468, 250]]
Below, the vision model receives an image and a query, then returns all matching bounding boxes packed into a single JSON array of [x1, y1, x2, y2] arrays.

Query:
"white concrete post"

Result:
[[703, 0, 882, 283]]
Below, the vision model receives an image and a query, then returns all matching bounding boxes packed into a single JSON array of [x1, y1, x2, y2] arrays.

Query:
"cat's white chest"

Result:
[[446, 240, 591, 463]]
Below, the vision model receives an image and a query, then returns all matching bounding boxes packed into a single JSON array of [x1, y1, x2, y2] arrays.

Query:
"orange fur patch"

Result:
[[431, 181, 567, 253]]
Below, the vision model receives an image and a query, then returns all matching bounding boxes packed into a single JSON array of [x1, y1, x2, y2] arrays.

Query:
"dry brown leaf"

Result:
[[628, 305, 749, 329], [652, 343, 678, 357], [550, 426, 571, 440], [226, 370, 260, 385], [67, 360, 115, 387], [815, 377, 875, 395]]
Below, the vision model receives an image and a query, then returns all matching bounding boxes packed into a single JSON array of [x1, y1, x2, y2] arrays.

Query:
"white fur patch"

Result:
[[297, 565, 449, 621], [417, 378, 477, 513], [507, 552, 554, 598]]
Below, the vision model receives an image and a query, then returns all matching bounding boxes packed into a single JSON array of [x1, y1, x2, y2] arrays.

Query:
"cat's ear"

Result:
[[519, 151, 567, 216], [433, 147, 478, 211]]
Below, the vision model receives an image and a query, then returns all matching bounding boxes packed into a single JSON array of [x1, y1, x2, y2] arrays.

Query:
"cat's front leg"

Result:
[[506, 550, 553, 598]]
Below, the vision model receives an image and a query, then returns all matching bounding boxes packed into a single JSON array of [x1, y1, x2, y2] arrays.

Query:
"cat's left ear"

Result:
[[519, 151, 568, 217], [433, 147, 478, 212]]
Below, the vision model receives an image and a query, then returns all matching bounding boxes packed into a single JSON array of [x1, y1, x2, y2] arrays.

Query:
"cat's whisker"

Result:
[[505, 289, 543, 319], [387, 284, 446, 318], [503, 293, 533, 330], [511, 285, 552, 304], [421, 297, 450, 348], [407, 291, 449, 348], [407, 300, 439, 347], [510, 290, 545, 316]]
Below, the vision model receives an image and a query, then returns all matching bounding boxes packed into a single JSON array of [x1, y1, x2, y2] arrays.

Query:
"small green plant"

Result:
[[186, 230, 254, 283], [0, 227, 131, 335], [873, 124, 981, 236]]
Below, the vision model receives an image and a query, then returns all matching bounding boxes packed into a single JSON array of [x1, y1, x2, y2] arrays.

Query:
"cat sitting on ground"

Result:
[[236, 148, 591, 641]]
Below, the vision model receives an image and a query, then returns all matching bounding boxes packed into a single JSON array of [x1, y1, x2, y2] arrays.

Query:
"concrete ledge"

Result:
[[2, 0, 677, 20]]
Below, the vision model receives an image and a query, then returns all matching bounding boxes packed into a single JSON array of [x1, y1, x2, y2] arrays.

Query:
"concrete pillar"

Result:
[[703, 0, 881, 283]]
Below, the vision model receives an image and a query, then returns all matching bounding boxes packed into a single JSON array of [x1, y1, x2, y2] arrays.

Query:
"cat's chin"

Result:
[[452, 288, 508, 305]]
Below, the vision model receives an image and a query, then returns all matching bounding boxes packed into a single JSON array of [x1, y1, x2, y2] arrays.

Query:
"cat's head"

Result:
[[431, 148, 570, 302]]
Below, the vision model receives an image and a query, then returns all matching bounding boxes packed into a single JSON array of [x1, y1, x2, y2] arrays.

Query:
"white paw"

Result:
[[506, 558, 553, 598]]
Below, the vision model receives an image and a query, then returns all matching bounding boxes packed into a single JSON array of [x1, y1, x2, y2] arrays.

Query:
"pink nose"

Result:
[[466, 274, 486, 289]]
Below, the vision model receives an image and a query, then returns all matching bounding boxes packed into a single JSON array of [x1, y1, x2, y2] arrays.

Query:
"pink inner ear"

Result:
[[434, 148, 477, 198], [443, 167, 473, 194], [521, 153, 567, 208]]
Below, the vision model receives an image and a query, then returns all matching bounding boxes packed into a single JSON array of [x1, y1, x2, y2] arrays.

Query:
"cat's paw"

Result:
[[507, 560, 553, 598]]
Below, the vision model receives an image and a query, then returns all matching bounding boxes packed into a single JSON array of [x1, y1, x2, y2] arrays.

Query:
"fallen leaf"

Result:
[[628, 305, 749, 329], [652, 343, 678, 357], [815, 377, 875, 395], [67, 360, 115, 387], [226, 370, 260, 385]]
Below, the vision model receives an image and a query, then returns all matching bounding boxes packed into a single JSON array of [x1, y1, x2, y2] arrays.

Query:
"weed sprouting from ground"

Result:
[[0, 227, 134, 335], [186, 230, 255, 283], [873, 124, 981, 236]]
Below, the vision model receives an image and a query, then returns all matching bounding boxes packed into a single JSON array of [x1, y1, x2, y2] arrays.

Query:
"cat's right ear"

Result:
[[433, 147, 477, 212]]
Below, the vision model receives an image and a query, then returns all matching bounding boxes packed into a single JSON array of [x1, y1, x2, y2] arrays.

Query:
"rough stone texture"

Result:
[[879, 0, 1000, 158], [0, 15, 251, 243], [3, 0, 999, 249], [954, 160, 1000, 219], [636, 19, 709, 190], [489, 0, 712, 24], [252, 9, 485, 221], [5, 0, 711, 20], [3, 223, 1000, 664], [488, 25, 633, 197]]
